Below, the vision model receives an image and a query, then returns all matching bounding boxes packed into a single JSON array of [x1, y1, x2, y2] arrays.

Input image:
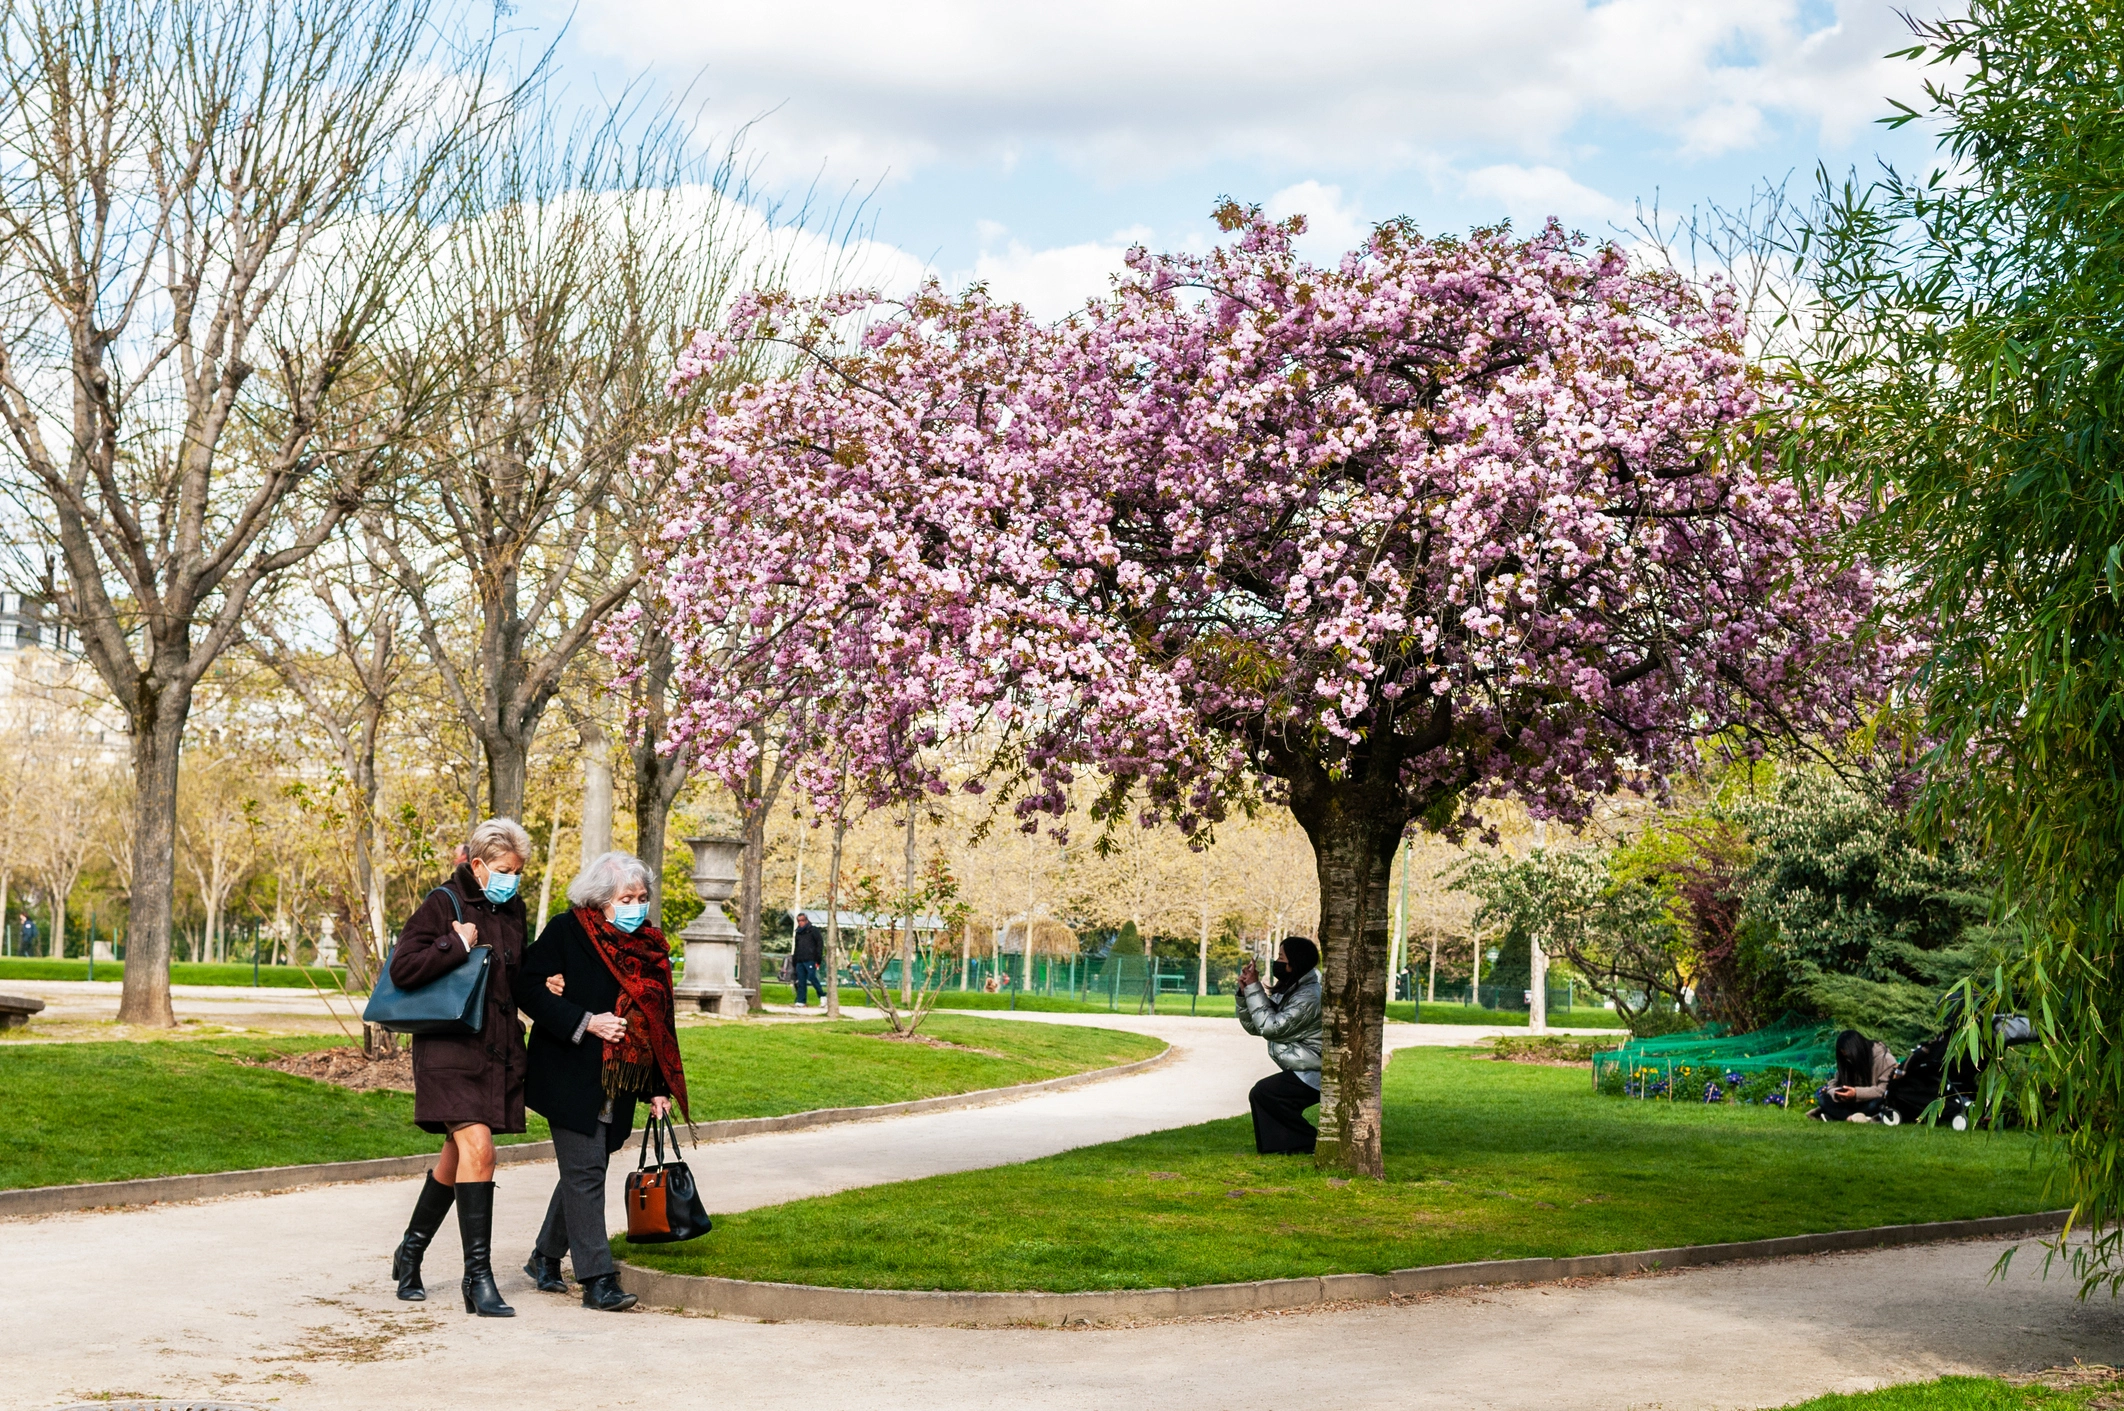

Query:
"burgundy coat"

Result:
[[388, 864, 528, 1135]]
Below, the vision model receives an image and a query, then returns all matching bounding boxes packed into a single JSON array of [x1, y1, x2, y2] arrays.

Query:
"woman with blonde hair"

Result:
[[385, 816, 533, 1317], [514, 850, 689, 1312]]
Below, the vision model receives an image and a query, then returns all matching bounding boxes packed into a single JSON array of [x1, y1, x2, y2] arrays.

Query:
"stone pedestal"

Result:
[[314, 916, 339, 967], [671, 835, 753, 1017]]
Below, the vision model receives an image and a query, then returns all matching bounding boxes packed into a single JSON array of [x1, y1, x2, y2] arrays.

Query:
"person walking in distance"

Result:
[[790, 912, 825, 1008], [385, 818, 532, 1317], [1236, 937, 1323, 1155], [515, 850, 690, 1312]]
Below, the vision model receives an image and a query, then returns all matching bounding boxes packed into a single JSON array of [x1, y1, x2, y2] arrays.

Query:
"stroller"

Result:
[[1878, 1014, 2035, 1129]]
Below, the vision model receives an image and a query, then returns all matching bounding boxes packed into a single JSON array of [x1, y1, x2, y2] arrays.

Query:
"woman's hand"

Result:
[[585, 1011, 627, 1043], [545, 973, 565, 996], [1238, 960, 1260, 989], [649, 1096, 670, 1120], [452, 920, 479, 950]]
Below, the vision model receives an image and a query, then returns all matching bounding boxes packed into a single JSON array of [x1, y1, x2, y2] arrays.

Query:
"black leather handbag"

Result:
[[362, 886, 492, 1035], [625, 1114, 712, 1243]]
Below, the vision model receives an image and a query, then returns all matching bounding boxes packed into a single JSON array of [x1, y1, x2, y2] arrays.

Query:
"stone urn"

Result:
[[670, 835, 753, 1017]]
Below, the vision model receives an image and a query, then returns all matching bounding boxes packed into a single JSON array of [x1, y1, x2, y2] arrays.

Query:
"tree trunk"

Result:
[[824, 816, 846, 1019], [738, 782, 766, 1014], [486, 734, 530, 822], [1284, 770, 1404, 1179], [117, 703, 187, 1026], [580, 717, 613, 859], [628, 632, 689, 921], [899, 811, 916, 1004], [633, 785, 666, 918]]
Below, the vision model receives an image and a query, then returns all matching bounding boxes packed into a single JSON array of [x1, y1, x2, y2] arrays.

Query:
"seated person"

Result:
[[1236, 937, 1322, 1154], [1811, 1029, 1899, 1123]]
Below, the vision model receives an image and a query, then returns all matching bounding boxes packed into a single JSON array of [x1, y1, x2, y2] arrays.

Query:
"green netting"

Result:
[[1589, 1017, 1836, 1108]]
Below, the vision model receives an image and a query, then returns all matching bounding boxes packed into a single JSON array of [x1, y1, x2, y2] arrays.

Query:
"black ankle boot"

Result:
[[523, 1252, 568, 1293], [580, 1273, 637, 1312], [454, 1182, 514, 1317], [391, 1172, 455, 1302]]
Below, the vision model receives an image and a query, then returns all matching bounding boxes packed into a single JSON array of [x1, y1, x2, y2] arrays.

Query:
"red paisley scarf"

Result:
[[575, 905, 690, 1121]]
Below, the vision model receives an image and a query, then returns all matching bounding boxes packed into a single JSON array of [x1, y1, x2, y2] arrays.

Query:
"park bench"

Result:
[[0, 992, 44, 1028]]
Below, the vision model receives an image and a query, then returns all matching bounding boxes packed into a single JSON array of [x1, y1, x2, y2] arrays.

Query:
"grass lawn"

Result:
[[1772, 1377, 2113, 1411], [1387, 1000, 1629, 1028], [620, 1044, 2055, 1292], [0, 956, 348, 990], [0, 1015, 1161, 1190]]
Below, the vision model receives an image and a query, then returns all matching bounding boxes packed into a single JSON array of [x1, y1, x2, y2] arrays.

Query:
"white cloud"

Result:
[[1264, 181, 1370, 262], [1461, 165, 1628, 229], [556, 0, 1936, 186], [960, 226, 1148, 320]]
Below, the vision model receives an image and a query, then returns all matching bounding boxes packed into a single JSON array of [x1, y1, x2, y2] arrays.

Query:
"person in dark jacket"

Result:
[[385, 817, 531, 1318], [790, 912, 825, 1007], [514, 850, 690, 1313], [1236, 937, 1323, 1154]]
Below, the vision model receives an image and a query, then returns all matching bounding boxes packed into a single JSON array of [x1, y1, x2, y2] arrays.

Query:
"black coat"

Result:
[[513, 908, 670, 1151], [389, 865, 527, 1135], [791, 922, 824, 964]]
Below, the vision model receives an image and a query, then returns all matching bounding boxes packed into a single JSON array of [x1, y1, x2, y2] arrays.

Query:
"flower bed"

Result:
[[1599, 1060, 1816, 1109]]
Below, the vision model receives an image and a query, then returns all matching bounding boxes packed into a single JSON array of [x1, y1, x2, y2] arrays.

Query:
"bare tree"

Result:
[[32, 755, 107, 956], [247, 524, 408, 986], [0, 0, 497, 1023], [624, 608, 694, 919], [176, 753, 258, 962], [374, 95, 756, 822]]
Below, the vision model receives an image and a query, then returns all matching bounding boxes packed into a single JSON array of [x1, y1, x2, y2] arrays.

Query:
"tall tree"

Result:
[[649, 210, 1894, 1174], [622, 610, 689, 917], [1794, 0, 2124, 1289], [247, 523, 409, 986], [0, 0, 493, 1023], [376, 95, 753, 821]]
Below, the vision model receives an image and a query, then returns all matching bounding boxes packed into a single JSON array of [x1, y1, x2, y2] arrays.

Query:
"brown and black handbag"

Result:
[[625, 1113, 712, 1243]]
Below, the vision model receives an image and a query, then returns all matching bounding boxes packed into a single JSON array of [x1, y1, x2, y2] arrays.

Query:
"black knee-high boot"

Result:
[[455, 1181, 514, 1317], [391, 1171, 456, 1302]]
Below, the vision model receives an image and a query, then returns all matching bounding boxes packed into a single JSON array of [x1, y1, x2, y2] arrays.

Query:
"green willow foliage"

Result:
[[1798, 0, 2124, 1291]]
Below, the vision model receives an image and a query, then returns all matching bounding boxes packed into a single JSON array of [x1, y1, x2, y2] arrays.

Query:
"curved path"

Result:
[[4, 1012, 2115, 1411]]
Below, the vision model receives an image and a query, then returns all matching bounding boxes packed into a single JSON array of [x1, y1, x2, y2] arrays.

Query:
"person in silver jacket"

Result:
[[1236, 936, 1322, 1154]]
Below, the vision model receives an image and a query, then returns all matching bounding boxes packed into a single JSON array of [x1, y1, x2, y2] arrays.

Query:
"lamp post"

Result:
[[1529, 820, 1550, 1034]]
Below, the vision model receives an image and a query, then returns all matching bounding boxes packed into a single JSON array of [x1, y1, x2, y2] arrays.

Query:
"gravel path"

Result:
[[5, 1012, 2112, 1411]]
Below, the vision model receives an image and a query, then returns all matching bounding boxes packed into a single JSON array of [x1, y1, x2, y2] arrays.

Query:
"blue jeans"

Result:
[[792, 961, 823, 1006]]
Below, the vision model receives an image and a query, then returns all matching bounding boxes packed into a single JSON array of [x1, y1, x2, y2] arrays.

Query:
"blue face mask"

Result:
[[612, 901, 651, 933], [480, 867, 520, 904]]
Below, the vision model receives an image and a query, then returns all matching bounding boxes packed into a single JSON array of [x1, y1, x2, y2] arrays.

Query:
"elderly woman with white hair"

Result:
[[512, 849, 690, 1313], [386, 816, 533, 1317]]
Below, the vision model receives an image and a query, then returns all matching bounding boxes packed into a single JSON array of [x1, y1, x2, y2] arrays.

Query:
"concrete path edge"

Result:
[[615, 1208, 2072, 1327], [0, 1041, 1175, 1218]]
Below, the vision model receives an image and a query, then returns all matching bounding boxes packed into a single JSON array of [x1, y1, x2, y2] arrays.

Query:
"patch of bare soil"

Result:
[[2013, 1364, 2124, 1400], [859, 1031, 1013, 1060], [1483, 1035, 1619, 1067], [262, 1045, 414, 1093]]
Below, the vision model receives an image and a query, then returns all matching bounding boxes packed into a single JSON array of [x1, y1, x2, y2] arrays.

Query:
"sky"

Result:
[[518, 0, 1947, 319]]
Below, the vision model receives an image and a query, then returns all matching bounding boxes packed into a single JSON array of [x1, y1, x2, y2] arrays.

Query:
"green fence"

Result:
[[821, 952, 1245, 1014], [1590, 1019, 1835, 1107], [1408, 977, 1581, 1012]]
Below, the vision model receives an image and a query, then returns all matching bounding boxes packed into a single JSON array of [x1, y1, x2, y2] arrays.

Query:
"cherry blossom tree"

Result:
[[637, 207, 1899, 1175]]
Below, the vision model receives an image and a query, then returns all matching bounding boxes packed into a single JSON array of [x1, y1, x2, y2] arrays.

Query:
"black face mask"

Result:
[[1270, 959, 1291, 985]]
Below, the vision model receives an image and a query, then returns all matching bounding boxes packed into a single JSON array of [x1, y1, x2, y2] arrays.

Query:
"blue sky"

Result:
[[521, 0, 1946, 317]]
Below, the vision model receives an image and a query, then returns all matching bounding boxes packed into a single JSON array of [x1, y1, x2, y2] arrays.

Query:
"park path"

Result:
[[3, 1010, 2116, 1411]]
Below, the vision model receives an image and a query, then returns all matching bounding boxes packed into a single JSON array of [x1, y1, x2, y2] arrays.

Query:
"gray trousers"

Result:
[[535, 1120, 615, 1280]]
